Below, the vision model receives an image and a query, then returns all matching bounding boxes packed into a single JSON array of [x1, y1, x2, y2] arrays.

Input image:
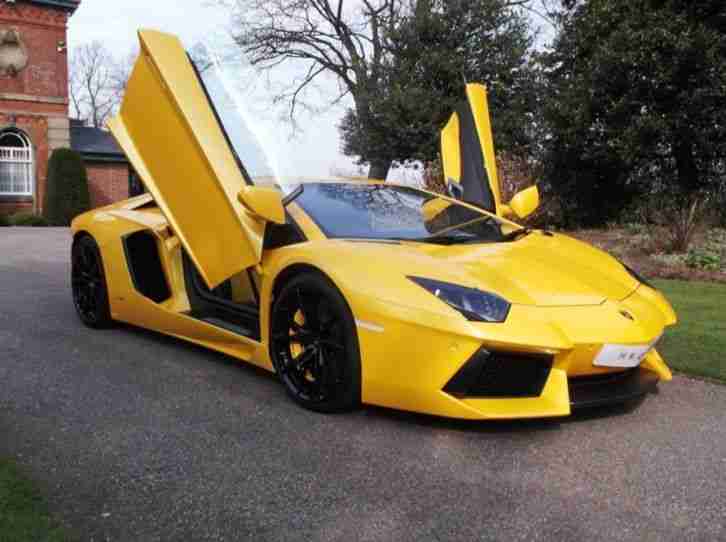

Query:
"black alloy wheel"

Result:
[[71, 235, 112, 328], [270, 273, 361, 413]]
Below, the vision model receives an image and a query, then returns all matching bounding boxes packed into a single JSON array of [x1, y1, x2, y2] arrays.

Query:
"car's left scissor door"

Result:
[[440, 83, 503, 215], [108, 30, 267, 291]]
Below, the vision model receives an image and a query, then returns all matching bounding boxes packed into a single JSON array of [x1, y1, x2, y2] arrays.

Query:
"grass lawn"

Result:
[[0, 459, 70, 542], [656, 279, 726, 382]]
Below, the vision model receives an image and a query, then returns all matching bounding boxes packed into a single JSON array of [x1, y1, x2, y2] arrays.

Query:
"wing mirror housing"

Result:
[[422, 198, 452, 224], [502, 185, 539, 220], [237, 186, 286, 225]]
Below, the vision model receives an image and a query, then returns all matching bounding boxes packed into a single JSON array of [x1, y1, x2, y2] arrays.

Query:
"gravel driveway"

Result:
[[1, 227, 725, 541]]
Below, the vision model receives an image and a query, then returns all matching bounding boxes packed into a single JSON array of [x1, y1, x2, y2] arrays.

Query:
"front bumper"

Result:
[[354, 284, 675, 420], [569, 368, 659, 409], [436, 348, 665, 420]]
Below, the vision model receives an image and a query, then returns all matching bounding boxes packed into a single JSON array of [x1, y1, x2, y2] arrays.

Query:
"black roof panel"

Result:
[[71, 123, 127, 163]]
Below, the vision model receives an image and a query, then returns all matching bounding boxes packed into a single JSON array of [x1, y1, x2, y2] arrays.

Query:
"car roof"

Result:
[[252, 176, 388, 187]]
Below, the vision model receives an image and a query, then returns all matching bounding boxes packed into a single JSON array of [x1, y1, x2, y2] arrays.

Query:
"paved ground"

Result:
[[1, 228, 725, 542]]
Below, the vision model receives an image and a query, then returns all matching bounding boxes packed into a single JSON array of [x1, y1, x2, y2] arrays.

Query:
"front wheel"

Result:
[[270, 273, 361, 413], [71, 235, 113, 329]]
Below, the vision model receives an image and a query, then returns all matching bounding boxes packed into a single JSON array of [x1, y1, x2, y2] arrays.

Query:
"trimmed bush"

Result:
[[43, 148, 90, 226], [0, 214, 9, 227], [9, 213, 49, 227], [686, 248, 722, 271]]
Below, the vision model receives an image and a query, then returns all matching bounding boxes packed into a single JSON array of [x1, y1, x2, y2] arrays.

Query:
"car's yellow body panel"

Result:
[[70, 30, 677, 420], [72, 188, 676, 420], [108, 30, 265, 290], [465, 83, 502, 209], [441, 83, 503, 214]]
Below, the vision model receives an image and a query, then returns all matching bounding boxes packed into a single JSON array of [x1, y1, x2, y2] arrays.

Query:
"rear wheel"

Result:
[[71, 235, 112, 329], [270, 273, 361, 413]]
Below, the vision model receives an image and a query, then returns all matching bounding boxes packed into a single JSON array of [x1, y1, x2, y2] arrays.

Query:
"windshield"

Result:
[[188, 38, 354, 196], [184, 39, 518, 244], [189, 43, 297, 193], [295, 183, 510, 243]]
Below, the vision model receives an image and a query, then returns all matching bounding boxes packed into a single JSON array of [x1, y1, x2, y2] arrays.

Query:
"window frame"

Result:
[[0, 130, 34, 197]]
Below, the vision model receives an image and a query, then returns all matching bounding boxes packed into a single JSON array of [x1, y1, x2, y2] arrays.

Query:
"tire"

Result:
[[71, 235, 113, 329], [270, 272, 361, 413]]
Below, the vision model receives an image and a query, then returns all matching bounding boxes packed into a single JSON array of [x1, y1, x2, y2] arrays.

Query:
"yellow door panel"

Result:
[[441, 83, 502, 214], [441, 113, 462, 186], [467, 84, 502, 208], [108, 29, 265, 290], [229, 270, 260, 306], [230, 274, 252, 304]]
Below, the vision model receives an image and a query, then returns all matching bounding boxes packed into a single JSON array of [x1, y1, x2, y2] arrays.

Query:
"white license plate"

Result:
[[594, 337, 660, 368]]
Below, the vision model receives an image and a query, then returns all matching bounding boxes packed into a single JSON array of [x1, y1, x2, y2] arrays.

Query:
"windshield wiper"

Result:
[[395, 234, 480, 245], [428, 215, 496, 238], [501, 227, 532, 242]]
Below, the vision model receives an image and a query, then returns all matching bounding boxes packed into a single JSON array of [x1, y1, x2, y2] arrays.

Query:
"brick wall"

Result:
[[0, 1, 71, 216], [0, 2, 70, 106], [86, 162, 129, 208], [0, 199, 32, 215]]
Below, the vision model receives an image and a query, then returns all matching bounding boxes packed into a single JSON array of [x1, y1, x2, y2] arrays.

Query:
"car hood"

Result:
[[341, 232, 639, 307]]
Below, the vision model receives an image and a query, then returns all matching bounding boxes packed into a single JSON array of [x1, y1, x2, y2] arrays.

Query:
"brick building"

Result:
[[0, 0, 132, 217], [71, 119, 138, 207]]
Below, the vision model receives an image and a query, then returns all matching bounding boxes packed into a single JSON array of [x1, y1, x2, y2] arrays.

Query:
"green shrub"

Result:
[[623, 222, 647, 236], [43, 148, 90, 226], [9, 213, 49, 227], [0, 214, 9, 227], [685, 248, 722, 271], [631, 191, 709, 253], [706, 228, 726, 248], [652, 252, 687, 267], [712, 189, 726, 228]]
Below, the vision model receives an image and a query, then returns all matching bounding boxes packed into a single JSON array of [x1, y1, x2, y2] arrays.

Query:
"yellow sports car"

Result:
[[70, 30, 677, 420]]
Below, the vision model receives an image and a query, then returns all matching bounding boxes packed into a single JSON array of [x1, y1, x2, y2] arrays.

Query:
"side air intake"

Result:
[[443, 348, 553, 398]]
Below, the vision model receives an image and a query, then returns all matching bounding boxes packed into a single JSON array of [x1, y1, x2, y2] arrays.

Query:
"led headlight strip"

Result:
[[408, 276, 511, 323]]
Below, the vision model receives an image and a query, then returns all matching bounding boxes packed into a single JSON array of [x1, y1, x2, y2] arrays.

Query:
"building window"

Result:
[[0, 130, 34, 197]]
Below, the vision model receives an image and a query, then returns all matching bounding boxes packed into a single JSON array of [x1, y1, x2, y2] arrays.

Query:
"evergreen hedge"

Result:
[[9, 213, 49, 227], [43, 148, 90, 226]]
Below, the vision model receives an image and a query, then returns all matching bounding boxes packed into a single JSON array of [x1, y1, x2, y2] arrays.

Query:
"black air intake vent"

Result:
[[444, 349, 553, 398], [123, 230, 171, 303]]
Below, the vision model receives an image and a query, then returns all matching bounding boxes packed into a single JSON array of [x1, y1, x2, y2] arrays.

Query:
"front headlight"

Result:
[[408, 276, 511, 323]]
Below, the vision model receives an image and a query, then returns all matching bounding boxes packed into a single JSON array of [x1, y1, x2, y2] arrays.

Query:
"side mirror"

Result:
[[422, 198, 453, 224], [506, 185, 539, 219], [446, 178, 464, 200], [237, 186, 286, 225]]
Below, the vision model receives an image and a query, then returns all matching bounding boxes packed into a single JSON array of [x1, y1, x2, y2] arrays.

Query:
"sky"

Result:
[[66, 1, 551, 184], [67, 0, 367, 180]]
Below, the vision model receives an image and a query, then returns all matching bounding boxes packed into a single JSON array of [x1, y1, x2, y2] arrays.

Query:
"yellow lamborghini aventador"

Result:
[[70, 30, 677, 420]]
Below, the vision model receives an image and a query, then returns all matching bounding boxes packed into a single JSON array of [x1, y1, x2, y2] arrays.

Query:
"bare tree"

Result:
[[109, 48, 138, 100], [69, 42, 134, 129], [217, 0, 409, 178], [218, 0, 556, 179]]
